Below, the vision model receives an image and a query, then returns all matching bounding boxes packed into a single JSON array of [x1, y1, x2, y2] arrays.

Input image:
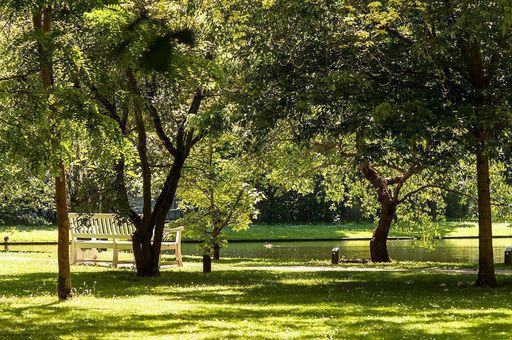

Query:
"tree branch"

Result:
[[220, 188, 246, 229], [0, 69, 38, 82], [147, 103, 178, 156], [88, 83, 124, 130], [399, 184, 477, 204], [184, 91, 204, 150], [126, 67, 152, 221]]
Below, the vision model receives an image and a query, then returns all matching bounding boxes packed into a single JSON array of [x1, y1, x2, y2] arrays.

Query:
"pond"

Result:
[[190, 238, 512, 263], [4, 238, 512, 263]]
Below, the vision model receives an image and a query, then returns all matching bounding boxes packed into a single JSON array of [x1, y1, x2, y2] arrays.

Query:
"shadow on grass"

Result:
[[437, 222, 476, 237], [1, 267, 512, 338]]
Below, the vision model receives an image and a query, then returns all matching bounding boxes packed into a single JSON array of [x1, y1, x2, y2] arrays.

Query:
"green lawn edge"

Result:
[[2, 221, 512, 243]]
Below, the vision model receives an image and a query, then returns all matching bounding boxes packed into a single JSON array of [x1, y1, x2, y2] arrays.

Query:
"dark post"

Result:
[[203, 255, 211, 273], [3, 235, 8, 251], [505, 247, 512, 265], [332, 247, 340, 265]]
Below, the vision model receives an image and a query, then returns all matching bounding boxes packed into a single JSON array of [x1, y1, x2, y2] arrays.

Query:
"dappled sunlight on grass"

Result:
[[2, 251, 512, 338]]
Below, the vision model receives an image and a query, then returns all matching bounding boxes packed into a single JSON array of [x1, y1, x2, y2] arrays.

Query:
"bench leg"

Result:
[[91, 248, 98, 260], [113, 246, 119, 268], [70, 242, 77, 265], [176, 245, 183, 267]]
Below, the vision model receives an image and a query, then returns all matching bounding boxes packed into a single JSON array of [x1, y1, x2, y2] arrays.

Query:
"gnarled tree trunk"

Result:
[[358, 161, 398, 263], [370, 200, 397, 262], [132, 229, 158, 276], [93, 67, 204, 277]]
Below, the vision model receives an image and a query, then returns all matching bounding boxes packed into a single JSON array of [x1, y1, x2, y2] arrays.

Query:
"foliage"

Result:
[[171, 134, 263, 255]]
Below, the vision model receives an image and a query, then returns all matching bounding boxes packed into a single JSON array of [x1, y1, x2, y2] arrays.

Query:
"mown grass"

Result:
[[224, 221, 512, 240], [0, 224, 56, 243], [2, 221, 512, 243], [1, 250, 512, 339]]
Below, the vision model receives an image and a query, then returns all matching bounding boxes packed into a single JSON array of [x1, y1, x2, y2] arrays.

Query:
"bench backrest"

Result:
[[69, 213, 136, 240], [69, 213, 184, 243]]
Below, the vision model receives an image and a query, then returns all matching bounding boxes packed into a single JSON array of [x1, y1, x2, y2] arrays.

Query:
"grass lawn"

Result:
[[2, 221, 512, 243], [1, 250, 512, 339], [224, 221, 512, 240], [0, 224, 57, 243]]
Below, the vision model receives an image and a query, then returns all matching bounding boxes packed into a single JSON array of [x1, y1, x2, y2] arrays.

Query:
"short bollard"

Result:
[[505, 247, 512, 265], [332, 247, 340, 265], [203, 254, 212, 273], [3, 235, 8, 251]]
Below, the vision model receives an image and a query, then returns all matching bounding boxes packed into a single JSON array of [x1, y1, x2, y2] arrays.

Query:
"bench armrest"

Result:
[[164, 226, 184, 233]]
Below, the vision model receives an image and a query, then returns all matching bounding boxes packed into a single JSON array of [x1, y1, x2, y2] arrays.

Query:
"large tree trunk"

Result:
[[132, 157, 185, 276], [475, 145, 498, 287], [370, 201, 396, 262], [111, 131, 188, 277], [132, 230, 158, 276], [109, 74, 203, 276], [33, 7, 72, 300]]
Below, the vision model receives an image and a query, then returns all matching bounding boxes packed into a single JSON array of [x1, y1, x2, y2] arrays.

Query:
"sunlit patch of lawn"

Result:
[[223, 221, 512, 240], [1, 251, 512, 339], [2, 221, 511, 243], [0, 224, 56, 242]]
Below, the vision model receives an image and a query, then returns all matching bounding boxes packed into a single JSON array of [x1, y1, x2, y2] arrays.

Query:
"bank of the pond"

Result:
[[5, 237, 512, 264], [5, 234, 512, 246], [2, 221, 512, 243]]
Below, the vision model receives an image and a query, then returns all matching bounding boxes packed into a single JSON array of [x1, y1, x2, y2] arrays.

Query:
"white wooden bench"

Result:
[[69, 213, 184, 267]]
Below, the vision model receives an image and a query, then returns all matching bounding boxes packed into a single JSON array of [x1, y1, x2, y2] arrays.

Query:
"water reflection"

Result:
[[183, 238, 512, 263]]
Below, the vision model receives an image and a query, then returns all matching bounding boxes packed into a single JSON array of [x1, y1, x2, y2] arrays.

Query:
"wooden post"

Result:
[[203, 255, 211, 273], [332, 247, 340, 265], [505, 247, 512, 265]]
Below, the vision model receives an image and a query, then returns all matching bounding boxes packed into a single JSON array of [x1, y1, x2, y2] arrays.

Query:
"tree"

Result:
[[79, 1, 234, 276], [381, 0, 512, 286], [237, 0, 460, 262], [32, 4, 74, 300], [172, 133, 262, 260], [0, 0, 110, 300]]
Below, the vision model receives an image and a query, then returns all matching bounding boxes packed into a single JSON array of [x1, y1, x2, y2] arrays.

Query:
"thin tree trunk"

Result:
[[55, 164, 72, 299], [33, 7, 72, 300], [475, 145, 498, 287], [370, 201, 396, 263]]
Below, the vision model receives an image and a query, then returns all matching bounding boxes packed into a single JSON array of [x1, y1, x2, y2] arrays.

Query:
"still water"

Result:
[[182, 238, 512, 263], [5, 238, 512, 263]]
